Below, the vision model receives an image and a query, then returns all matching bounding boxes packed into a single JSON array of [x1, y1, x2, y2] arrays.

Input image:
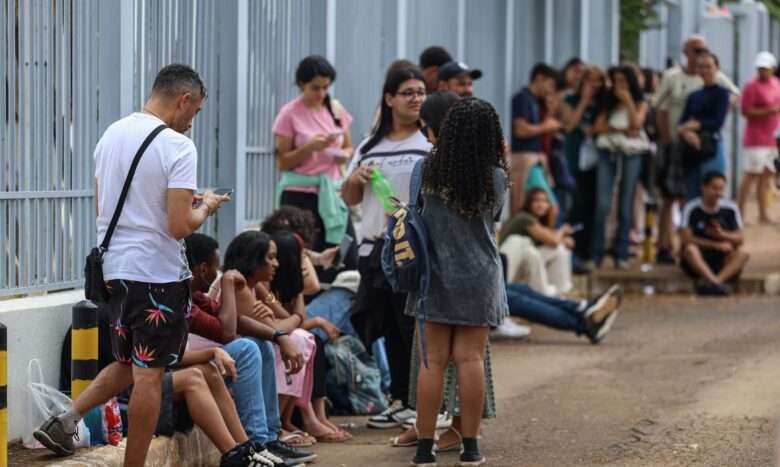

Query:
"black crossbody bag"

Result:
[[84, 124, 168, 303]]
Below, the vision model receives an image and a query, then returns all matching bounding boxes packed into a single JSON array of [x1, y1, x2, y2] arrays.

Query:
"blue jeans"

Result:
[[306, 288, 357, 342], [592, 151, 643, 262], [685, 140, 726, 200], [223, 337, 280, 444], [505, 283, 588, 334]]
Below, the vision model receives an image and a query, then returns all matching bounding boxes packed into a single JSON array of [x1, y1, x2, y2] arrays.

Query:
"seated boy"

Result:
[[680, 171, 750, 295]]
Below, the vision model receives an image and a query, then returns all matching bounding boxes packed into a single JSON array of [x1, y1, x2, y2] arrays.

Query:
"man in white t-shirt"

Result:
[[34, 64, 228, 467], [651, 35, 739, 264]]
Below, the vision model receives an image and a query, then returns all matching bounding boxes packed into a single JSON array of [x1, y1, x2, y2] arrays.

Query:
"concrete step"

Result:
[[19, 427, 220, 467], [573, 264, 779, 296]]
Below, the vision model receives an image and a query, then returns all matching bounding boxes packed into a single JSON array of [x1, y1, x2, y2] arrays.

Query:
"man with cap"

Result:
[[651, 34, 740, 264], [737, 51, 780, 224], [437, 61, 482, 98], [419, 46, 453, 93]]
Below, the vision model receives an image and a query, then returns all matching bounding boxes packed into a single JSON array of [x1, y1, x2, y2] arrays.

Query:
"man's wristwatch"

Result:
[[271, 330, 289, 343]]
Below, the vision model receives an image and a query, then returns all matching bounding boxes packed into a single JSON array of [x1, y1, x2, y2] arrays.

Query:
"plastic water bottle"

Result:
[[370, 168, 396, 214]]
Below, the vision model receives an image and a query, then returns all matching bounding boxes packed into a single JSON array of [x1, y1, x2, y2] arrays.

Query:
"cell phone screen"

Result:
[[213, 188, 234, 196], [336, 234, 354, 268]]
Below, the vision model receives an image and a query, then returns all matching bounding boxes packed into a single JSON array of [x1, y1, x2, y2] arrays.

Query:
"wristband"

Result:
[[271, 330, 288, 343]]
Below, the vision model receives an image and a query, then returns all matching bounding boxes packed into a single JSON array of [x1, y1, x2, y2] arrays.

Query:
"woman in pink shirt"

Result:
[[738, 52, 780, 224], [273, 55, 355, 253]]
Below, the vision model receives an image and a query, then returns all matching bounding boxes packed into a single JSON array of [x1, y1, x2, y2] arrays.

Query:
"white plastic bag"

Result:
[[23, 359, 90, 449]]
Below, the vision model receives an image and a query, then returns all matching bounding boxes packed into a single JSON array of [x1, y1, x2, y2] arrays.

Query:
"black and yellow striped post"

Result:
[[72, 301, 99, 400], [0, 323, 7, 467], [643, 201, 658, 264]]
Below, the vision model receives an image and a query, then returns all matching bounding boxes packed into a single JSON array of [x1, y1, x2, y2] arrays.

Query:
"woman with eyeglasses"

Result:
[[273, 55, 355, 258], [341, 66, 431, 432]]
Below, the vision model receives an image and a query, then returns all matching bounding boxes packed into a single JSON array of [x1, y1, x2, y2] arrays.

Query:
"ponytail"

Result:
[[323, 94, 342, 128]]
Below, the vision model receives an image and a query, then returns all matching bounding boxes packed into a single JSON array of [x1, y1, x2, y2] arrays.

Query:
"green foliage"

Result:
[[620, 0, 662, 62], [762, 0, 780, 21]]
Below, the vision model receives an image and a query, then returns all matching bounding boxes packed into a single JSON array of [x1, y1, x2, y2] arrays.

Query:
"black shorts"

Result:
[[106, 279, 190, 369], [681, 249, 727, 278], [155, 371, 194, 436]]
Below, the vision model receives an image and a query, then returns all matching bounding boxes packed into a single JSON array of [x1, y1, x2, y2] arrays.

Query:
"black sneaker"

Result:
[[264, 440, 316, 465], [695, 280, 730, 297], [411, 451, 437, 467], [584, 284, 623, 325], [220, 442, 283, 467], [459, 450, 486, 466], [586, 309, 620, 344], [33, 415, 77, 457]]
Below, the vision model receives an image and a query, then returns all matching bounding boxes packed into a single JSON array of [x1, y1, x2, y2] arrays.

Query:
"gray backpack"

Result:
[[324, 335, 388, 415]]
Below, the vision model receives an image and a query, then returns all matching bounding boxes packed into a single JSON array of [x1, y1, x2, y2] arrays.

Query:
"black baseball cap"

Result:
[[437, 61, 483, 81]]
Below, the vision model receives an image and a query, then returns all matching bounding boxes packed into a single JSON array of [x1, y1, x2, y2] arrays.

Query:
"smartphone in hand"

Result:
[[213, 188, 234, 197]]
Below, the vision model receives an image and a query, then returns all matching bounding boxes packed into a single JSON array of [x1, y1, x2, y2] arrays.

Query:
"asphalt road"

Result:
[[315, 295, 780, 467]]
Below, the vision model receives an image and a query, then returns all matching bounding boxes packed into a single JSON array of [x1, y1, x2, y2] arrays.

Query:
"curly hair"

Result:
[[261, 206, 318, 248], [422, 97, 508, 218]]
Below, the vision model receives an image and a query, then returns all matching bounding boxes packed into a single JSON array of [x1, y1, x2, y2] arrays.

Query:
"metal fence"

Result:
[[1, 0, 100, 296], [2, 0, 624, 297]]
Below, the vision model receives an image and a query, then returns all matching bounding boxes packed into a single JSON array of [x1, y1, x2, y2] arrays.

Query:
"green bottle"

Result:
[[370, 168, 396, 214]]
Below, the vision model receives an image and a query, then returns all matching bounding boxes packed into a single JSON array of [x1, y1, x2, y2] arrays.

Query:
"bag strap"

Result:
[[408, 158, 425, 209], [100, 124, 168, 252]]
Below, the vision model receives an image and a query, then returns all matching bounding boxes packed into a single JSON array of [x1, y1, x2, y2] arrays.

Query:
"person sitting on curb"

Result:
[[35, 346, 286, 467], [680, 171, 750, 296], [184, 233, 316, 465], [499, 187, 575, 296]]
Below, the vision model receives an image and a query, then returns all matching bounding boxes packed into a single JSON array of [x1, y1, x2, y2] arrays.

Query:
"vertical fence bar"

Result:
[[71, 301, 99, 400], [0, 323, 6, 467]]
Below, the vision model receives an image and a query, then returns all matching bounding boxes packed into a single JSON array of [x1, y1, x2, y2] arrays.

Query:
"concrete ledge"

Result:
[[46, 428, 220, 467], [0, 289, 83, 440], [584, 265, 774, 296]]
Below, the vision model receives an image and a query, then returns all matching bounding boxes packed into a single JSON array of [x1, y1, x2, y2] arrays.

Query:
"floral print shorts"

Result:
[[106, 279, 191, 368]]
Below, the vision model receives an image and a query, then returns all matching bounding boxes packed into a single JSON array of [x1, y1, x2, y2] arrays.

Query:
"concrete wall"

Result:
[[0, 291, 81, 440]]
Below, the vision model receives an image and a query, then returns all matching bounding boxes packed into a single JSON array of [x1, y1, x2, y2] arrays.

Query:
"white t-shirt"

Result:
[[94, 113, 198, 283], [346, 131, 432, 256]]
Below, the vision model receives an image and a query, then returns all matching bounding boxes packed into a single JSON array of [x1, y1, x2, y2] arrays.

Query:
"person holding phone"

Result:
[[499, 188, 574, 295], [273, 55, 355, 255], [680, 171, 749, 296]]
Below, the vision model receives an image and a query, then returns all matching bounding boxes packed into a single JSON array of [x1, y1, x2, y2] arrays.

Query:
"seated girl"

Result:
[[499, 187, 574, 295]]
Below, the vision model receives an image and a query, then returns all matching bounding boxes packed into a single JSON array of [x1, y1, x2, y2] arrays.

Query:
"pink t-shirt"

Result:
[[741, 76, 780, 148], [272, 96, 354, 193]]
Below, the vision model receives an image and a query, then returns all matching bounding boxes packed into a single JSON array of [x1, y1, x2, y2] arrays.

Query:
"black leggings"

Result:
[[311, 334, 329, 400]]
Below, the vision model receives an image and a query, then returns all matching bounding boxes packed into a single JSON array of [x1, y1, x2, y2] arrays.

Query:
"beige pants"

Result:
[[500, 235, 549, 296]]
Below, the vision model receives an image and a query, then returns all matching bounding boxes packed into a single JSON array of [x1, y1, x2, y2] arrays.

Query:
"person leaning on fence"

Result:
[[273, 55, 355, 256], [34, 64, 231, 467]]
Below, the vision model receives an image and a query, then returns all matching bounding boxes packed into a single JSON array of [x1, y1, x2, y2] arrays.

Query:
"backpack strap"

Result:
[[408, 158, 425, 209]]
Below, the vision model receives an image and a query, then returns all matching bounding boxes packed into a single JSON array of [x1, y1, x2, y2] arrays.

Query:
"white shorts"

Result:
[[743, 147, 778, 174]]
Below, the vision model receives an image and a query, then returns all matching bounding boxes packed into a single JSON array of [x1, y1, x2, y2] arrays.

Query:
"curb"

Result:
[[45, 427, 219, 467]]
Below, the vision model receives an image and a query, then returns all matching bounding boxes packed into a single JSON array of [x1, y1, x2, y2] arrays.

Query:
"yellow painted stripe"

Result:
[[71, 379, 93, 401], [0, 351, 6, 386], [72, 328, 99, 360], [0, 408, 7, 467]]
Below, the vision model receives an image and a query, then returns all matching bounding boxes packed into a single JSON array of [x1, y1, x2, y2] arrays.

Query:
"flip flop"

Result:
[[390, 425, 419, 447], [435, 427, 463, 452], [280, 430, 316, 447]]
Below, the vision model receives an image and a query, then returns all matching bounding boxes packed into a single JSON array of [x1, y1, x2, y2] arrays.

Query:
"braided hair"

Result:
[[423, 97, 508, 218]]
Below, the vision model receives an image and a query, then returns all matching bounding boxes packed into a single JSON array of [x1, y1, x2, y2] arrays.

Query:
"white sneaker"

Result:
[[367, 400, 416, 429], [491, 320, 531, 339]]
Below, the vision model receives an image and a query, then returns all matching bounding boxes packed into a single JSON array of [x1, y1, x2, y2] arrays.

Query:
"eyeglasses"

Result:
[[396, 90, 426, 100]]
